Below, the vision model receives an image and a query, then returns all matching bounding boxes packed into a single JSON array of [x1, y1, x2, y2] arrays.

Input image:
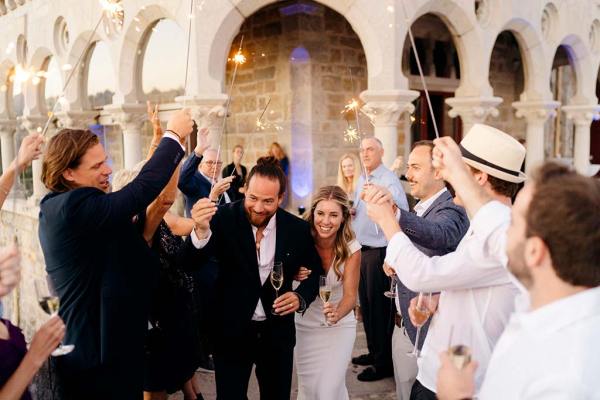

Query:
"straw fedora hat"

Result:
[[459, 124, 527, 183]]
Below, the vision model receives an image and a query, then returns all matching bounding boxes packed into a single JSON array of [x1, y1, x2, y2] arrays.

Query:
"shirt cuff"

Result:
[[190, 228, 212, 249], [162, 132, 186, 151], [384, 231, 412, 269], [294, 292, 307, 313]]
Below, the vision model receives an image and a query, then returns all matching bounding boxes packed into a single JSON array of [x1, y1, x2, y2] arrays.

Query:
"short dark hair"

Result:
[[246, 156, 287, 196], [412, 140, 434, 153], [467, 165, 520, 198], [527, 162, 600, 287], [42, 129, 99, 193]]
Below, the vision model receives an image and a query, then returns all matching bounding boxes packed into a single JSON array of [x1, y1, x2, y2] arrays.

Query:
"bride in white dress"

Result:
[[294, 186, 361, 400]]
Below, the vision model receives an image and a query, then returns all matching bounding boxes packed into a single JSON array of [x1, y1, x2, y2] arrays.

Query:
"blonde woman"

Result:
[[294, 186, 361, 399], [336, 153, 360, 201]]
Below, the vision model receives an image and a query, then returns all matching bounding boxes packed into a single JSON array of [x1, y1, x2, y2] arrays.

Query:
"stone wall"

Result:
[[222, 1, 371, 209]]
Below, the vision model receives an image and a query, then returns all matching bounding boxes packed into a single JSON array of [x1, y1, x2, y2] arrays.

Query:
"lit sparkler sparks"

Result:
[[341, 98, 360, 115], [343, 125, 360, 143]]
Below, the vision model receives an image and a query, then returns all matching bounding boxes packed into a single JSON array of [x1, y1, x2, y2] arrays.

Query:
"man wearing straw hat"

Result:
[[363, 124, 526, 399]]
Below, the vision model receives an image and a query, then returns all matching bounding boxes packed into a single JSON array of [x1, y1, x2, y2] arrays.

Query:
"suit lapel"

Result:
[[274, 209, 287, 266], [421, 190, 452, 219], [235, 202, 261, 287]]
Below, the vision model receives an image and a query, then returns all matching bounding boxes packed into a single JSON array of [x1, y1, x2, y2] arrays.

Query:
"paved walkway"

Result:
[[170, 323, 396, 400]]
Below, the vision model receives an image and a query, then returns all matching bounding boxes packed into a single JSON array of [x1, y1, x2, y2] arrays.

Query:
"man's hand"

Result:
[[408, 294, 440, 327], [16, 133, 44, 173], [24, 315, 66, 368], [191, 198, 217, 239], [361, 184, 393, 205], [0, 244, 20, 297], [382, 262, 395, 277], [194, 127, 210, 157], [436, 352, 477, 400], [209, 176, 235, 201], [166, 108, 194, 142], [273, 292, 300, 315], [294, 266, 311, 281], [432, 137, 470, 186]]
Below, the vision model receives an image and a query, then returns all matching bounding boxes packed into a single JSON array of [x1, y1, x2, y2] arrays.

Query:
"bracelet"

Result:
[[165, 129, 182, 142], [0, 186, 9, 196]]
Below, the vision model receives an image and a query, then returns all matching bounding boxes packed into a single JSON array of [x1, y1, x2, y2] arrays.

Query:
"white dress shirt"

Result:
[[385, 201, 519, 393], [395, 187, 448, 314], [479, 286, 600, 399], [190, 216, 276, 321]]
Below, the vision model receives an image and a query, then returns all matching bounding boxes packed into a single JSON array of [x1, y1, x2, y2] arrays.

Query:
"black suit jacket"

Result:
[[222, 162, 247, 202], [38, 138, 184, 385], [181, 201, 323, 354]]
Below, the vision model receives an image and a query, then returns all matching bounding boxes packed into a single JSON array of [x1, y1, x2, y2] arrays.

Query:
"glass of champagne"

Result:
[[319, 275, 332, 327], [384, 275, 398, 298], [34, 278, 74, 356], [270, 262, 284, 315], [447, 326, 472, 369], [407, 292, 432, 358]]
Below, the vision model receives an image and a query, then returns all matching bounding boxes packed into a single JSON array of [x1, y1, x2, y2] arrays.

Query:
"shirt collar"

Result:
[[414, 187, 447, 216], [200, 171, 216, 184], [365, 163, 387, 180], [516, 286, 600, 334], [251, 213, 277, 235]]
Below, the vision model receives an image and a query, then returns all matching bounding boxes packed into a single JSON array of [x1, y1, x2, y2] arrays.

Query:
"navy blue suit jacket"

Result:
[[38, 137, 184, 397], [396, 190, 469, 345], [178, 152, 212, 217]]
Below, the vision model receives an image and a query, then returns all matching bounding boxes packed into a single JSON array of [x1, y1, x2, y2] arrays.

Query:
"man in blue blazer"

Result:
[[38, 110, 193, 400], [388, 141, 469, 400]]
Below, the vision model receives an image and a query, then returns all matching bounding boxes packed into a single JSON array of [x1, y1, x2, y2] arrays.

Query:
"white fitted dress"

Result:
[[294, 239, 361, 400]]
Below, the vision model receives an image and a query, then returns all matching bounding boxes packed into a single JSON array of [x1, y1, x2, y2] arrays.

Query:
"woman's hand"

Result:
[[25, 315, 66, 368], [147, 101, 163, 140], [16, 134, 44, 173], [323, 302, 340, 325], [294, 266, 311, 281]]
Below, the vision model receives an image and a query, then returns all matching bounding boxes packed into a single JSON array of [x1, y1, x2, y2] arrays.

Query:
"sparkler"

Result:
[[400, 0, 439, 139], [210, 36, 246, 186]]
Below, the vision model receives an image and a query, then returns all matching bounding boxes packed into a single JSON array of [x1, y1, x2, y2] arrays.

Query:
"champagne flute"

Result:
[[270, 262, 284, 315], [407, 292, 432, 358], [34, 278, 74, 356], [319, 275, 332, 327], [447, 325, 472, 369], [384, 275, 398, 298]]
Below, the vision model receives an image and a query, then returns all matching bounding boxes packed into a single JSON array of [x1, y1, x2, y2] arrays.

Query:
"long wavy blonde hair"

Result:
[[336, 153, 360, 198], [305, 185, 355, 280]]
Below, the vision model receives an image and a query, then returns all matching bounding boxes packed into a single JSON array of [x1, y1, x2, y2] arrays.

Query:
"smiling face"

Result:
[[406, 145, 444, 200], [341, 157, 355, 179], [313, 199, 344, 241], [62, 143, 112, 193], [244, 174, 282, 227]]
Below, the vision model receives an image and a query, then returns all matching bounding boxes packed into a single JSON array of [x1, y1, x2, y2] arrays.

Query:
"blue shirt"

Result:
[[352, 163, 408, 247]]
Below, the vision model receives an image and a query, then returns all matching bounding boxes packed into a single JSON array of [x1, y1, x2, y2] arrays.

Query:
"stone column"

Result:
[[445, 96, 503, 135], [562, 104, 600, 175], [176, 95, 227, 150], [360, 90, 419, 168], [0, 119, 17, 173], [104, 104, 146, 169], [513, 101, 561, 174], [54, 110, 98, 130], [19, 116, 48, 203]]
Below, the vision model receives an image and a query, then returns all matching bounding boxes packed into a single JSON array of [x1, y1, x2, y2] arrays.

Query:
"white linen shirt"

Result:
[[190, 215, 277, 321], [385, 201, 519, 393], [480, 286, 600, 399]]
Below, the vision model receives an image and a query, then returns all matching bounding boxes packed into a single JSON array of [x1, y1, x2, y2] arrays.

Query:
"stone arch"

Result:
[[407, 0, 485, 97], [554, 34, 595, 104], [117, 4, 181, 103], [493, 18, 549, 101], [63, 29, 103, 110], [27, 46, 54, 115], [202, 0, 381, 94]]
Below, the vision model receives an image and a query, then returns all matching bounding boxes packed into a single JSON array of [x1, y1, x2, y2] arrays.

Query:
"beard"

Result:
[[507, 241, 532, 288], [246, 207, 276, 228]]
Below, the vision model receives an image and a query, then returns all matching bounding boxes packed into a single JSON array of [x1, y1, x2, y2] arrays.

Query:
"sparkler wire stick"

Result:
[[183, 0, 195, 154], [400, 0, 440, 139]]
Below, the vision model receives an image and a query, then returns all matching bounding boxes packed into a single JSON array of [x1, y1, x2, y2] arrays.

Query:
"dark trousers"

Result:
[[214, 322, 294, 400], [359, 247, 394, 371], [410, 379, 437, 400]]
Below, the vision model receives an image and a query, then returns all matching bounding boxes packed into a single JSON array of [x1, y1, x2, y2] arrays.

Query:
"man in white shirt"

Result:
[[363, 124, 526, 399], [434, 156, 600, 399], [387, 141, 469, 400]]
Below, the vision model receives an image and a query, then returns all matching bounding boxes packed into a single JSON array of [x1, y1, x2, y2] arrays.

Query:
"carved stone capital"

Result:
[[446, 96, 503, 122], [176, 95, 227, 129], [18, 115, 48, 134], [561, 104, 600, 126], [512, 100, 561, 123], [103, 103, 147, 133], [0, 118, 17, 135], [54, 111, 99, 130], [359, 90, 419, 127]]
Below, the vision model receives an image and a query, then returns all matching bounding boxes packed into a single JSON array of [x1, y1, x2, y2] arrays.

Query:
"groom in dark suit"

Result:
[[183, 156, 322, 400], [387, 141, 469, 400], [38, 110, 193, 400]]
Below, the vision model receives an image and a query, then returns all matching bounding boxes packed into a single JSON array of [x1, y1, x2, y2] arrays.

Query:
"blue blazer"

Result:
[[396, 190, 469, 346], [38, 138, 184, 398], [178, 152, 212, 217]]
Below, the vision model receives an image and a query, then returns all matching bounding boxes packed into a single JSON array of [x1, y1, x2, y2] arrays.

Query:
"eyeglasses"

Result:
[[204, 161, 223, 166]]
